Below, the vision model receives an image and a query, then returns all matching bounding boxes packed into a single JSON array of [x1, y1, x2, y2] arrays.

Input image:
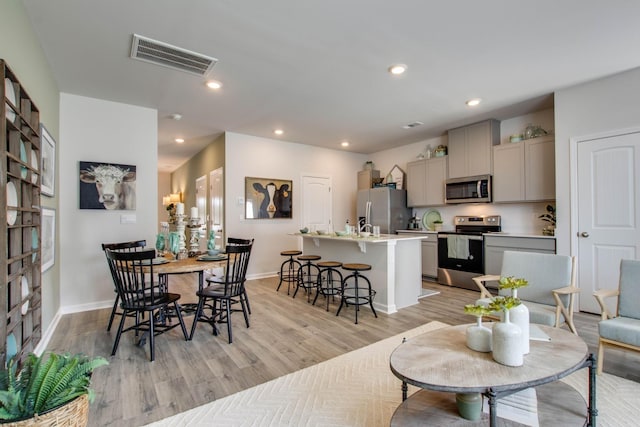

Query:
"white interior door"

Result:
[[301, 175, 331, 232], [576, 130, 640, 313], [209, 167, 224, 249]]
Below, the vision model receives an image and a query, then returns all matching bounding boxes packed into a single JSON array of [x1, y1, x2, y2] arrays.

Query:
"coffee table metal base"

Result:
[[391, 382, 586, 426]]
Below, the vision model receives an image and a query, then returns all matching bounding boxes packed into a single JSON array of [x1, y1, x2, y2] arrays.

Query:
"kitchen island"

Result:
[[297, 233, 424, 314]]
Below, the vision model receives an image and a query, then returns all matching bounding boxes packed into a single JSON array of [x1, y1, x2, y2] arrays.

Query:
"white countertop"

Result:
[[483, 232, 556, 239], [295, 232, 425, 242], [396, 229, 437, 235]]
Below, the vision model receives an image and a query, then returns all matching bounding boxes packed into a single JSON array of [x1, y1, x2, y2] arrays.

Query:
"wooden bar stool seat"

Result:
[[313, 261, 343, 311], [294, 255, 322, 302], [276, 250, 303, 295], [337, 263, 377, 324]]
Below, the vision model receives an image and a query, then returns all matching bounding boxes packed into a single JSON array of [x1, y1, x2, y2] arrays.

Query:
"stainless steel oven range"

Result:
[[437, 215, 501, 290]]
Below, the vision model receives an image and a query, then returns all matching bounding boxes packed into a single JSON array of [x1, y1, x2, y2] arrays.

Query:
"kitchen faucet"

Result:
[[360, 223, 372, 233]]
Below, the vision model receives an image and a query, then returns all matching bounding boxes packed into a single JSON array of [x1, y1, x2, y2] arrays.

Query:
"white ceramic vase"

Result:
[[492, 309, 523, 367], [510, 289, 529, 354], [466, 317, 492, 352]]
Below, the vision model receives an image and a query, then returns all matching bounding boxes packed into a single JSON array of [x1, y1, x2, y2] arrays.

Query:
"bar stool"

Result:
[[337, 263, 377, 324], [276, 250, 302, 295], [313, 261, 343, 311], [293, 255, 321, 302]]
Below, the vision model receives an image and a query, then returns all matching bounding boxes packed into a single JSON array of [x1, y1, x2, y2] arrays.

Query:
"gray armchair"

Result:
[[473, 251, 578, 334], [593, 259, 640, 375]]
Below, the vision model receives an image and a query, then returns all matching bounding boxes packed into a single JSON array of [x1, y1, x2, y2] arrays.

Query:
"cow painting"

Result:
[[79, 162, 136, 210], [245, 178, 292, 219]]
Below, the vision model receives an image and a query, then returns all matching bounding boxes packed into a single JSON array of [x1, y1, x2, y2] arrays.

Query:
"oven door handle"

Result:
[[438, 235, 484, 241]]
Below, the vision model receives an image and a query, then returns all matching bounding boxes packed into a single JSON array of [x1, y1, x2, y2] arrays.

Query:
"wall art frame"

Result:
[[41, 207, 55, 272], [245, 177, 292, 219], [40, 124, 56, 197], [78, 161, 137, 210]]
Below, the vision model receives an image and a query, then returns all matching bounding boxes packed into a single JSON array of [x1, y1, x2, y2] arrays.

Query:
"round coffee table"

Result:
[[389, 324, 596, 426]]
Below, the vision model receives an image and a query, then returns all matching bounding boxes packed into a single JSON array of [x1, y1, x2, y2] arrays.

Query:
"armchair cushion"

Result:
[[599, 316, 640, 347]]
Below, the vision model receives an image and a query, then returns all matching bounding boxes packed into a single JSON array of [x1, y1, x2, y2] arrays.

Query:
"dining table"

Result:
[[144, 254, 228, 320]]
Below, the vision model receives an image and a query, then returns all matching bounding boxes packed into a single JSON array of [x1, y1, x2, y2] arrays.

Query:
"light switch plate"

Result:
[[120, 214, 137, 224]]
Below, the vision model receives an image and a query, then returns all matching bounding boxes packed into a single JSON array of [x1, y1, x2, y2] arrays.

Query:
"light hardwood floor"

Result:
[[46, 275, 640, 426]]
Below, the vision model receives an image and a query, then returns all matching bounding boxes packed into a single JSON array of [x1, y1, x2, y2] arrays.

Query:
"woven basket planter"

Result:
[[2, 394, 89, 427]]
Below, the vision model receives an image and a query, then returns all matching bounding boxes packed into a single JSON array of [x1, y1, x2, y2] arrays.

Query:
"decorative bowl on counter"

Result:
[[335, 231, 348, 236], [359, 232, 371, 238], [316, 229, 328, 235], [300, 228, 309, 234]]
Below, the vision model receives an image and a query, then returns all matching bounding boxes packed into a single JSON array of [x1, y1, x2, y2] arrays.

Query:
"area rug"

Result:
[[146, 321, 640, 426]]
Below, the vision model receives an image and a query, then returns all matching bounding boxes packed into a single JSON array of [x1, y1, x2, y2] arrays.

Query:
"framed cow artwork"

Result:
[[79, 161, 136, 210], [245, 177, 292, 219]]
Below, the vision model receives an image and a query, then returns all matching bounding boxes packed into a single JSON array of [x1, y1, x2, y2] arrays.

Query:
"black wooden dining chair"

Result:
[[206, 237, 254, 313], [105, 248, 188, 361], [101, 239, 146, 331], [190, 244, 252, 343]]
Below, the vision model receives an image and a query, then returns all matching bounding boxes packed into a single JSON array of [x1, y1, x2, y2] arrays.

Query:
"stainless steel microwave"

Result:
[[445, 175, 492, 204]]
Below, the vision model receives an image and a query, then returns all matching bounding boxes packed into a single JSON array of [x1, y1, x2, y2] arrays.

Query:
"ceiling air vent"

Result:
[[403, 121, 424, 129], [130, 34, 217, 76]]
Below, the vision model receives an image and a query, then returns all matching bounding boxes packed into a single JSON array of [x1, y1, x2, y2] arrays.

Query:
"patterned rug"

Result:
[[146, 321, 640, 426]]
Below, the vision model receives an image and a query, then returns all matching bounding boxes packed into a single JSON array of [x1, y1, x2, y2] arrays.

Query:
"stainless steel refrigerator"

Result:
[[357, 187, 411, 234]]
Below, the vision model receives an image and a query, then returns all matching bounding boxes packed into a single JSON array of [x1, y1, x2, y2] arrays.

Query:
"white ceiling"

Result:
[[21, 0, 640, 172]]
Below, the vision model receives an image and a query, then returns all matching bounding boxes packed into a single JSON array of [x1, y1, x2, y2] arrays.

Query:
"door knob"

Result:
[[580, 232, 590, 238]]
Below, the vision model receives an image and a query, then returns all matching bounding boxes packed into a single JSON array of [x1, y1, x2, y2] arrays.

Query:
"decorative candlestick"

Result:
[[175, 213, 187, 259]]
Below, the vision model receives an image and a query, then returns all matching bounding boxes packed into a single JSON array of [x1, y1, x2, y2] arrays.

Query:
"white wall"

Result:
[[555, 66, 640, 256], [224, 132, 366, 277], [59, 94, 158, 311]]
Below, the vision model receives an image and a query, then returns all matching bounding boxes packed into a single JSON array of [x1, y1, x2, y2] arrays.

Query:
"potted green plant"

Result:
[[539, 204, 556, 236], [0, 352, 107, 425], [432, 220, 443, 231]]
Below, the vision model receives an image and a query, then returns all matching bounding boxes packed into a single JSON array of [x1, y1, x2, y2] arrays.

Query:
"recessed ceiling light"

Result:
[[206, 80, 222, 90], [388, 64, 407, 75], [175, 138, 185, 144], [274, 129, 284, 135], [341, 141, 350, 147], [466, 98, 482, 107], [170, 113, 182, 121]]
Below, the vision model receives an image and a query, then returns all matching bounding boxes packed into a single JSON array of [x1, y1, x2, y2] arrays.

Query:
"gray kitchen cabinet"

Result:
[[406, 157, 447, 207], [447, 119, 500, 179], [421, 235, 438, 278], [484, 235, 556, 276], [357, 169, 380, 190], [396, 232, 438, 278], [493, 136, 555, 202]]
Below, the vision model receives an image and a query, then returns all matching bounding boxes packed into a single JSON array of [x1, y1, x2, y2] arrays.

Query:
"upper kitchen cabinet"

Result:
[[406, 157, 447, 207], [493, 135, 555, 202], [447, 119, 500, 179]]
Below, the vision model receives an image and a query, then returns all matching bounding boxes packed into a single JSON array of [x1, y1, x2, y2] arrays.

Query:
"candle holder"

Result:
[[175, 214, 187, 258], [187, 218, 202, 257]]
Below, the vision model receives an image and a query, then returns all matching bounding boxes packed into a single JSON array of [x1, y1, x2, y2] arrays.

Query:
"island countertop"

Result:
[[295, 232, 423, 314], [295, 232, 425, 242]]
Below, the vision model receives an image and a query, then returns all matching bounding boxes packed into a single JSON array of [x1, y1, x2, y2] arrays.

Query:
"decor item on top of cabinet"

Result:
[[384, 164, 405, 189], [363, 160, 374, 170], [40, 124, 55, 197], [463, 304, 493, 352], [509, 134, 523, 143], [488, 296, 524, 367], [434, 145, 447, 157], [245, 177, 292, 219], [79, 161, 136, 210], [539, 204, 556, 236], [523, 123, 548, 140]]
